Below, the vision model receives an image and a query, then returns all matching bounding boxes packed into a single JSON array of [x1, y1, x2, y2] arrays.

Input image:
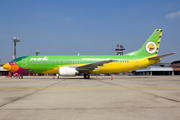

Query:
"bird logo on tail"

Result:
[[145, 42, 157, 54]]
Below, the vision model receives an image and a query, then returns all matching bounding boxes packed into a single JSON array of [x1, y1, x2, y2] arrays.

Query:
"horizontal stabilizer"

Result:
[[148, 52, 177, 60]]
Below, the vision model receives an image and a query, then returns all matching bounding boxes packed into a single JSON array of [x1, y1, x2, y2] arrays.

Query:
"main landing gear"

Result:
[[84, 74, 90, 79]]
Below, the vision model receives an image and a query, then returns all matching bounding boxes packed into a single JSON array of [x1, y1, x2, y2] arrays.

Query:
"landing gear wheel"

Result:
[[19, 76, 23, 79], [84, 74, 90, 79]]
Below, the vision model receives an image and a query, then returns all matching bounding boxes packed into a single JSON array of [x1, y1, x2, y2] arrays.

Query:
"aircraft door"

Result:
[[22, 58, 27, 67]]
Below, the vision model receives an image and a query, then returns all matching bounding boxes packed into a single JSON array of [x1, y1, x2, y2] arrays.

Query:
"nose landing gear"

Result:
[[19, 74, 23, 79], [19, 75, 23, 79]]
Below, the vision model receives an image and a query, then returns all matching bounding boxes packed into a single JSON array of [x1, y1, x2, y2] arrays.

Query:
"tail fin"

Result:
[[128, 29, 163, 57]]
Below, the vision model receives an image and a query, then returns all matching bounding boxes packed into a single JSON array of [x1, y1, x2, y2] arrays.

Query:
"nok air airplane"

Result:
[[3, 29, 176, 79]]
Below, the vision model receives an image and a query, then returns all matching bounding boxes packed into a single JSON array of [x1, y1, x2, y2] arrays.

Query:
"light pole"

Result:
[[35, 50, 40, 56], [12, 37, 21, 59]]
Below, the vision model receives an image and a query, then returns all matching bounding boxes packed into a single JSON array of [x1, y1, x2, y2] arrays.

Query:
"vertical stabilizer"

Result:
[[127, 29, 163, 57]]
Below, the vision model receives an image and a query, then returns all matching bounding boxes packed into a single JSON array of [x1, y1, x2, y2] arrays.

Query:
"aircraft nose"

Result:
[[3, 63, 12, 71]]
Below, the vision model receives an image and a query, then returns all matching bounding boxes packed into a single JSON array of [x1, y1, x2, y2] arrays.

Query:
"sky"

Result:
[[0, 0, 180, 63]]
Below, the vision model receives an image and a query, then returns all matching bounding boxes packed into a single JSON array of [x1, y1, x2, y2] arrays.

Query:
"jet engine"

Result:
[[58, 67, 79, 76]]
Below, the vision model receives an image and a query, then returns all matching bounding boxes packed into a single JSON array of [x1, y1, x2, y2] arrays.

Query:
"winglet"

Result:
[[148, 52, 177, 60]]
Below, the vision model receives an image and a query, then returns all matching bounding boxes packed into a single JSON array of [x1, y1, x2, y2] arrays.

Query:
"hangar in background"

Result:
[[134, 66, 174, 76], [170, 60, 180, 75], [133, 60, 180, 76]]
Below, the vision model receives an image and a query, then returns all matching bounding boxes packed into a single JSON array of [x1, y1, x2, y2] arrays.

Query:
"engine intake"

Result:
[[58, 67, 79, 76]]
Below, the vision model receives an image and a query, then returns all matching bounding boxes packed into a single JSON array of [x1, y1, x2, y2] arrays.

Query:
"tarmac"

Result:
[[0, 76, 180, 120]]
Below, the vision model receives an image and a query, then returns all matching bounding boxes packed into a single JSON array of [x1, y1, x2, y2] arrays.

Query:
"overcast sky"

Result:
[[0, 0, 180, 63]]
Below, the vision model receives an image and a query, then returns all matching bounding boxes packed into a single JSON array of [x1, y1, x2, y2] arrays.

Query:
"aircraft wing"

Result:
[[76, 60, 114, 72], [148, 52, 177, 60]]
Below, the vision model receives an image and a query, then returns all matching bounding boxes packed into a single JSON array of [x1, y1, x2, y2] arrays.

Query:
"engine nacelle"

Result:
[[58, 67, 79, 76]]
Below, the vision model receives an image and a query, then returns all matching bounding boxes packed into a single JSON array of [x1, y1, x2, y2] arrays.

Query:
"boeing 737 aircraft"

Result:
[[3, 29, 176, 79]]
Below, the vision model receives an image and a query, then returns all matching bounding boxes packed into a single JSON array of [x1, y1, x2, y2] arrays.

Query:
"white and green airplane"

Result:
[[3, 29, 176, 79]]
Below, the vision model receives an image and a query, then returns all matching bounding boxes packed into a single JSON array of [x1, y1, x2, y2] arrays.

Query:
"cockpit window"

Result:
[[9, 56, 28, 63]]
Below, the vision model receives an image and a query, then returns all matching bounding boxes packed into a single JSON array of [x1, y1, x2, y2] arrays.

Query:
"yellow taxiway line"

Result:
[[0, 87, 180, 90]]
